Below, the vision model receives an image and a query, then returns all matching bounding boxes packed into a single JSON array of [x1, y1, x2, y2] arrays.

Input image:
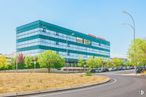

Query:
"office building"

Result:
[[16, 20, 110, 63]]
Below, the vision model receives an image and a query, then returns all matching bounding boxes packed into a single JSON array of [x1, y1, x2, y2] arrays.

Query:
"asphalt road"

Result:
[[26, 70, 146, 97]]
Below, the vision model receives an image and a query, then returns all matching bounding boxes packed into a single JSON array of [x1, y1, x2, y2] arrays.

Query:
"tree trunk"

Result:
[[47, 63, 51, 73], [47, 68, 50, 73]]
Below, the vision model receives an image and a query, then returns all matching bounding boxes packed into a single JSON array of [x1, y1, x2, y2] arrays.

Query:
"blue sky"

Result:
[[0, 0, 146, 58]]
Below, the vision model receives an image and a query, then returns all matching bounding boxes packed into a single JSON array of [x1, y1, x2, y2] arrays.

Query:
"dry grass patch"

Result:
[[0, 73, 109, 94], [142, 71, 146, 74]]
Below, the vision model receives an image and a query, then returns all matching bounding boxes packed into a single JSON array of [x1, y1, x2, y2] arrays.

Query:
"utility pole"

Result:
[[123, 11, 136, 73]]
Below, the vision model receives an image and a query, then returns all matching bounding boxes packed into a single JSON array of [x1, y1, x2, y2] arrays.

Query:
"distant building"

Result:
[[16, 20, 110, 63]]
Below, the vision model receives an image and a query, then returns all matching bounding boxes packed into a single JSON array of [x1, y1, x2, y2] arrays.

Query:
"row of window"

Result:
[[17, 28, 40, 39], [18, 49, 107, 59], [92, 42, 110, 49], [17, 39, 110, 56], [17, 37, 109, 54], [17, 28, 110, 50]]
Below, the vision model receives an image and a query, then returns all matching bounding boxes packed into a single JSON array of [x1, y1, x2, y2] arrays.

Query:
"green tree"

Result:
[[0, 55, 8, 70], [24, 56, 33, 68], [32, 56, 40, 68], [104, 59, 112, 68], [112, 58, 124, 67], [95, 58, 104, 68], [38, 50, 65, 72], [10, 56, 17, 69], [86, 57, 97, 69], [53, 56, 65, 69], [86, 57, 106, 70], [128, 38, 146, 66], [77, 57, 85, 67], [86, 57, 94, 69], [125, 60, 132, 67]]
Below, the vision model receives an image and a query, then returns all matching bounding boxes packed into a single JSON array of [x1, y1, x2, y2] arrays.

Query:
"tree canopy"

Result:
[[86, 57, 104, 69], [128, 38, 146, 66], [104, 59, 112, 68], [0, 55, 9, 70], [77, 56, 85, 67], [111, 58, 124, 67], [38, 50, 65, 72], [24, 56, 33, 68]]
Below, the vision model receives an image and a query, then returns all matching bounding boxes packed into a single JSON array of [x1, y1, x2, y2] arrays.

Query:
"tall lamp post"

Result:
[[122, 11, 136, 73]]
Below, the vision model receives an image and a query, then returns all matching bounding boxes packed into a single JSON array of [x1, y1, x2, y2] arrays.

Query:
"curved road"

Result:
[[27, 70, 146, 97]]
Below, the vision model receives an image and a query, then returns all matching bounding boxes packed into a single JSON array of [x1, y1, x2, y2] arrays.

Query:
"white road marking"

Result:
[[139, 90, 145, 95]]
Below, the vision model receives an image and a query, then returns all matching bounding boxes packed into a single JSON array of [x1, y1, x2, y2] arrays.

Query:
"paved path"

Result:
[[24, 70, 146, 97]]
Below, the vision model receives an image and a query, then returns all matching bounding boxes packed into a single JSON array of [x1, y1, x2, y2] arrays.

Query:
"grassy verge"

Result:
[[142, 71, 146, 74], [0, 73, 109, 94]]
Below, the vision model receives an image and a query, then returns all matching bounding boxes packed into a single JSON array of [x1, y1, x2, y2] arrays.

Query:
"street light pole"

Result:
[[123, 11, 136, 43], [123, 11, 136, 73]]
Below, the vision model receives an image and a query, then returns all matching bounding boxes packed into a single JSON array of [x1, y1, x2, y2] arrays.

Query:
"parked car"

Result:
[[90, 68, 109, 73], [110, 67, 117, 71], [101, 68, 109, 72], [117, 67, 123, 71], [130, 66, 134, 69], [90, 69, 96, 73], [136, 66, 146, 73], [95, 68, 103, 73], [108, 68, 113, 71]]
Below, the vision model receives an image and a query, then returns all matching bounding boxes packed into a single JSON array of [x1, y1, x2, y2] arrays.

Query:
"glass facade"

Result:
[[16, 20, 110, 62]]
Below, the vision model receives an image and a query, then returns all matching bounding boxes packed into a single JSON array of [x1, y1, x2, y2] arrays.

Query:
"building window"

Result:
[[56, 32, 59, 36], [76, 37, 83, 43], [67, 44, 70, 47], [67, 52, 70, 56], [42, 26, 47, 32], [84, 39, 91, 45], [56, 42, 59, 45]]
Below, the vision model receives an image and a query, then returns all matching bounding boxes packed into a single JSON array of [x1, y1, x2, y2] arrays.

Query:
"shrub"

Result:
[[0, 55, 9, 70], [85, 71, 93, 76]]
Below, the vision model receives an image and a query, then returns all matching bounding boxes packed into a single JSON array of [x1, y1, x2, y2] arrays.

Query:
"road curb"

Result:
[[1, 78, 111, 97]]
